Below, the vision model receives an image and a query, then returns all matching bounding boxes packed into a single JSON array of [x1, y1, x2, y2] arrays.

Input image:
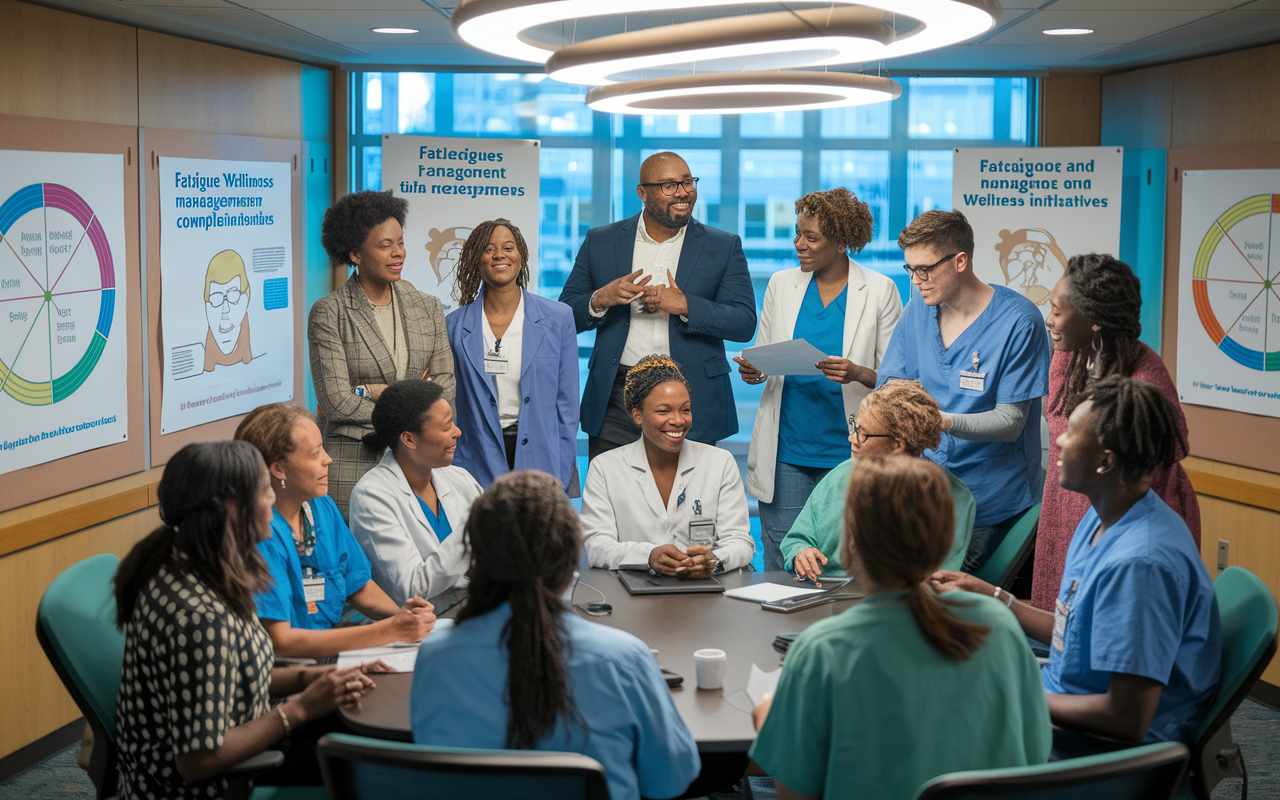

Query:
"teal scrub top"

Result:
[[777, 279, 849, 468], [750, 592, 1051, 800], [779, 457, 976, 574], [416, 496, 453, 542]]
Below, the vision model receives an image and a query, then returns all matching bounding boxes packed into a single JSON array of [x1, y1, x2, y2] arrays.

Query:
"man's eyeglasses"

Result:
[[639, 177, 699, 196], [851, 420, 896, 445], [208, 287, 243, 308], [902, 252, 958, 280]]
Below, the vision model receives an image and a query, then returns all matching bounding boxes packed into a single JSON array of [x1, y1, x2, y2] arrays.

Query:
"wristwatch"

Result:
[[354, 385, 370, 399]]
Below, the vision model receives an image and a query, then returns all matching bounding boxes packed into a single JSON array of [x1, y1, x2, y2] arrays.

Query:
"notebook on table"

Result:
[[617, 570, 725, 595]]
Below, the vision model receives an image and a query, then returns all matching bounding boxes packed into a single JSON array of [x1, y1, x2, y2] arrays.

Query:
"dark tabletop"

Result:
[[339, 567, 861, 752]]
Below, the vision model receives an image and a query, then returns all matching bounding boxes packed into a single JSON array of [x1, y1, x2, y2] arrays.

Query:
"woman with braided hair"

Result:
[[934, 376, 1219, 748], [580, 355, 755, 576], [409, 471, 700, 800], [1033, 253, 1199, 611], [446, 219, 580, 493]]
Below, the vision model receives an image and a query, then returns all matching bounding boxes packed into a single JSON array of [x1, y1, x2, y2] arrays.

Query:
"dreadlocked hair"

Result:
[[795, 186, 874, 253], [1050, 253, 1144, 413], [843, 456, 989, 661], [623, 355, 689, 415], [1067, 375, 1183, 485], [456, 471, 585, 750], [452, 218, 531, 306]]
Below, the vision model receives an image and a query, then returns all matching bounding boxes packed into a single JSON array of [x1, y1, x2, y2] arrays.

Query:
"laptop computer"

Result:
[[617, 570, 725, 595]]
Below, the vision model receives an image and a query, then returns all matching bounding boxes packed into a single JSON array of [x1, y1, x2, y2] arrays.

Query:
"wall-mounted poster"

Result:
[[952, 147, 1123, 318], [382, 135, 541, 314], [158, 157, 293, 434], [1177, 169, 1280, 418], [0, 150, 129, 476]]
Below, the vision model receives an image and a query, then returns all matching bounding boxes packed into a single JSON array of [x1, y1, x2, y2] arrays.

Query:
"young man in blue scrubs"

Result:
[[876, 209, 1051, 571]]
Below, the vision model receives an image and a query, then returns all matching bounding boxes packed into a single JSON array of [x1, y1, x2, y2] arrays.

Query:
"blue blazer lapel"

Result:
[[458, 297, 492, 391], [615, 214, 641, 280], [674, 219, 706, 292], [520, 290, 547, 381]]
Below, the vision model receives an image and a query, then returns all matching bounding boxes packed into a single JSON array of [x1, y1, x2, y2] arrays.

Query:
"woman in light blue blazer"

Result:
[[446, 219, 580, 495]]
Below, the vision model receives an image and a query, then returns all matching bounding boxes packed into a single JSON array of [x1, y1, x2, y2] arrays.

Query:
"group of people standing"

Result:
[[107, 148, 1220, 800]]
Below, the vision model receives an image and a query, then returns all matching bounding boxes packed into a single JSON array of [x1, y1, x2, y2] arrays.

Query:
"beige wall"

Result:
[[0, 0, 307, 760], [1040, 73, 1103, 147]]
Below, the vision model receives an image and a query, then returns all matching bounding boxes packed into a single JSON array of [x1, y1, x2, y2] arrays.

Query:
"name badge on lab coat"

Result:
[[303, 576, 325, 615], [1052, 598, 1069, 652], [959, 370, 985, 392], [484, 357, 509, 374]]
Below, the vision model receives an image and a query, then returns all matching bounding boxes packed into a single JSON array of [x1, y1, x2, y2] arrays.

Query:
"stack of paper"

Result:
[[723, 582, 825, 603], [335, 642, 420, 673]]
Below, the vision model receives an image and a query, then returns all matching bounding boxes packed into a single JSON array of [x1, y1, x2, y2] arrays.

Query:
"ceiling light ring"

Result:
[[585, 70, 903, 115]]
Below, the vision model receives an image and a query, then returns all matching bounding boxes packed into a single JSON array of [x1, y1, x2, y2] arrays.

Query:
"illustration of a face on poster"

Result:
[[203, 249, 253, 371]]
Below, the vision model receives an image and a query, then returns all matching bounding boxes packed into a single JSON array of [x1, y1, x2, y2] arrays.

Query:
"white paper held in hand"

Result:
[[739, 339, 826, 376], [747, 663, 782, 708]]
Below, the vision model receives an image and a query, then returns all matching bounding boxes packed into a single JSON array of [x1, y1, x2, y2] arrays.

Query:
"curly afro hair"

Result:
[[795, 187, 874, 253], [321, 190, 409, 268]]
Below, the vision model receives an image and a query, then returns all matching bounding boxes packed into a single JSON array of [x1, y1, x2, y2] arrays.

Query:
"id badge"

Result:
[[484, 357, 509, 374], [1052, 598, 1069, 652], [959, 370, 986, 392], [689, 519, 716, 548], [303, 576, 325, 615]]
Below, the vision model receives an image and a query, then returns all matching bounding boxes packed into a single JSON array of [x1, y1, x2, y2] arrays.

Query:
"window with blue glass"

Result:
[[348, 73, 1037, 440]]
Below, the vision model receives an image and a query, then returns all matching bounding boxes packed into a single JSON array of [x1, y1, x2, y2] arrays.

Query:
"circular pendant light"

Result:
[[453, 0, 1002, 68], [585, 71, 902, 115]]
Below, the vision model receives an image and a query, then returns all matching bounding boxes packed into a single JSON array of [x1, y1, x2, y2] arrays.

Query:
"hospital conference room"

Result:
[[3, 1, 1280, 799]]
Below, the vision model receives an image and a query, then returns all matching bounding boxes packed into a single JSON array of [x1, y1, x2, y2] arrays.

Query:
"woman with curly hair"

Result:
[[580, 355, 754, 577], [1031, 253, 1199, 611], [781, 379, 976, 582], [308, 190, 455, 517], [444, 219, 580, 494], [735, 186, 902, 571]]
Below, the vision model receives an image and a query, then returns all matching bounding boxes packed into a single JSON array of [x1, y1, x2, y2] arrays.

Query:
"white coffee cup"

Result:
[[694, 648, 727, 690]]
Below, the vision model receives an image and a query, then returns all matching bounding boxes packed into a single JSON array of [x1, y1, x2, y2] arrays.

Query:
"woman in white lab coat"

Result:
[[580, 355, 754, 576], [348, 379, 482, 605]]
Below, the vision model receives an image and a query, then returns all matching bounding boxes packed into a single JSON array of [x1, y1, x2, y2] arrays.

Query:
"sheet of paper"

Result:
[[336, 645, 419, 673], [724, 582, 825, 603], [747, 664, 783, 707], [739, 338, 827, 376]]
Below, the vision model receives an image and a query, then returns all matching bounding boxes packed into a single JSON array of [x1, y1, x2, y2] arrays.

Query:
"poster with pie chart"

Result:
[[0, 150, 128, 476], [1178, 169, 1280, 417]]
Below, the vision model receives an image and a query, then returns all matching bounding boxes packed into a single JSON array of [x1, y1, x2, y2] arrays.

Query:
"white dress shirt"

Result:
[[589, 217, 686, 366], [580, 438, 755, 571], [348, 448, 483, 605], [481, 291, 524, 429]]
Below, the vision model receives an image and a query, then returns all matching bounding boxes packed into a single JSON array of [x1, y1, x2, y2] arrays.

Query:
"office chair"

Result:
[[915, 740, 1189, 800], [972, 503, 1040, 589], [316, 732, 611, 799]]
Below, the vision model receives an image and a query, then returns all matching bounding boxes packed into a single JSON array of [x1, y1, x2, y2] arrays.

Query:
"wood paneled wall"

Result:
[[0, 0, 311, 763], [1039, 73, 1102, 147]]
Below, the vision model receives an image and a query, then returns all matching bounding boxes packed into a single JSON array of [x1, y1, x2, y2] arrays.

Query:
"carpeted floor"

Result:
[[4, 700, 1278, 799]]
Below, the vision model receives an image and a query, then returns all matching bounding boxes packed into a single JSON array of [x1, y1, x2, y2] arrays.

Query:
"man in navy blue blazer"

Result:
[[560, 152, 757, 459]]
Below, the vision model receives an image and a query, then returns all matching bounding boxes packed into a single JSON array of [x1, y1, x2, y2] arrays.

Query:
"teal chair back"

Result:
[[972, 503, 1040, 588], [915, 741, 1189, 800], [316, 733, 612, 800], [1187, 566, 1278, 798], [35, 553, 123, 799]]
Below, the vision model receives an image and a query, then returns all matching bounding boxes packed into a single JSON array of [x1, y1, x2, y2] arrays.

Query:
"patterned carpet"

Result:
[[3, 700, 1278, 799]]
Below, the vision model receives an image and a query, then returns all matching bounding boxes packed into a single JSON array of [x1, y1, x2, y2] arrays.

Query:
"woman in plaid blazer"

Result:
[[310, 191, 455, 517]]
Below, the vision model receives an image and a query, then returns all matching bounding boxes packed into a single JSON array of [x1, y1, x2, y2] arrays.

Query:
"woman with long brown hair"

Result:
[[751, 456, 1050, 800], [409, 471, 699, 800]]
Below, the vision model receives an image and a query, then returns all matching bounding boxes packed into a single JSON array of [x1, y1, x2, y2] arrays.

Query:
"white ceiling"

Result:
[[23, 0, 1280, 73]]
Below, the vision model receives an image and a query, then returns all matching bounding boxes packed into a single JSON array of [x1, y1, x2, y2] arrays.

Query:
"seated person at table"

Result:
[[933, 376, 1220, 746], [580, 355, 754, 577], [410, 471, 700, 800], [751, 456, 1050, 800], [782, 379, 975, 581], [234, 403, 436, 658], [348, 379, 482, 605]]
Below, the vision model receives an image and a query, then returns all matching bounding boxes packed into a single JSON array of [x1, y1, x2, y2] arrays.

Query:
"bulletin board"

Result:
[[1165, 142, 1280, 472], [0, 114, 144, 513], [143, 128, 304, 466]]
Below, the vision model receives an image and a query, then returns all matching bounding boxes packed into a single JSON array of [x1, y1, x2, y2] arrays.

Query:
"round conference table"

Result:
[[338, 566, 862, 752]]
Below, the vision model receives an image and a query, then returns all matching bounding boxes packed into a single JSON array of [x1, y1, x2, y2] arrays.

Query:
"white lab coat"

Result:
[[745, 259, 902, 503], [581, 439, 755, 571], [348, 448, 482, 605]]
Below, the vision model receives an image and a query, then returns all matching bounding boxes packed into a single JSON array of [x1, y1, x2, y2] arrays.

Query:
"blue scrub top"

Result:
[[254, 495, 373, 630], [1042, 490, 1220, 744], [410, 603, 701, 800], [876, 284, 1050, 527], [778, 280, 849, 468], [415, 497, 452, 542]]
